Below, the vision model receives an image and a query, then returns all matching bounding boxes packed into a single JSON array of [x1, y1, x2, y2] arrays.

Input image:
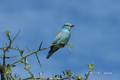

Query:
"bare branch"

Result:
[[1, 30, 20, 80], [3, 34, 12, 66], [0, 55, 19, 59], [9, 43, 56, 67]]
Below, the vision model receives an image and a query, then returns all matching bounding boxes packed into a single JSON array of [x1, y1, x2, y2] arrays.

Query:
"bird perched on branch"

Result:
[[46, 23, 75, 59]]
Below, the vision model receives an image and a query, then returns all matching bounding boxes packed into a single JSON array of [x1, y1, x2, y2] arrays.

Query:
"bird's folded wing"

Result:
[[52, 30, 62, 44]]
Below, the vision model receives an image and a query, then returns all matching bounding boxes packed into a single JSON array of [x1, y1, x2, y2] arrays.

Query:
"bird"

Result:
[[46, 23, 75, 59]]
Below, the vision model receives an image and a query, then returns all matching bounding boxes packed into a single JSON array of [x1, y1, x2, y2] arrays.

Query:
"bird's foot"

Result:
[[59, 42, 65, 47], [59, 42, 64, 44]]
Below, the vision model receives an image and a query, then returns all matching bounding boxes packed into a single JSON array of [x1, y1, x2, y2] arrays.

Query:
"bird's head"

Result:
[[62, 23, 75, 31]]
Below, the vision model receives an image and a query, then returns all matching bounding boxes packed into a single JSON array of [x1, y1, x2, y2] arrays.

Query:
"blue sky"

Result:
[[0, 0, 120, 80]]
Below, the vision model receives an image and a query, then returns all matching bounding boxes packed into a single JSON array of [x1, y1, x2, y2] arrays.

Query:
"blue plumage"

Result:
[[47, 23, 75, 59]]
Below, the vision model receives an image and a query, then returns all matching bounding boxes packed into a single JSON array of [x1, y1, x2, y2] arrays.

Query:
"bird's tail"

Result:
[[46, 48, 59, 59]]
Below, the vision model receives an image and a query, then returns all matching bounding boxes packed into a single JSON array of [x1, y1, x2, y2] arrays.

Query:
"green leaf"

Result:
[[20, 50, 24, 54], [40, 71, 44, 76], [12, 65, 16, 67], [65, 70, 68, 75], [17, 77, 21, 80], [9, 76, 11, 80], [5, 29, 10, 35], [7, 64, 10, 67], [54, 74, 57, 77], [78, 74, 81, 79], [5, 72, 11, 76], [70, 45, 73, 48], [26, 60, 28, 64], [88, 63, 91, 68], [47, 77, 50, 80], [67, 44, 73, 48], [5, 67, 7, 72], [67, 44, 74, 54], [91, 63, 94, 70], [12, 77, 16, 80], [62, 71, 65, 75], [10, 68, 12, 73], [68, 70, 72, 76], [28, 65, 31, 69], [60, 75, 62, 78]]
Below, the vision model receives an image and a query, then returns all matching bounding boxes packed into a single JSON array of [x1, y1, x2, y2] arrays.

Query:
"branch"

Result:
[[12, 30, 21, 42], [9, 43, 56, 67], [39, 41, 43, 50], [85, 69, 92, 80], [1, 30, 20, 80], [3, 34, 12, 67], [3, 30, 20, 67], [0, 55, 19, 59]]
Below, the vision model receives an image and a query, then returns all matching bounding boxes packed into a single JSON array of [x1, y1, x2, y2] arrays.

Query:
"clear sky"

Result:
[[0, 0, 120, 80]]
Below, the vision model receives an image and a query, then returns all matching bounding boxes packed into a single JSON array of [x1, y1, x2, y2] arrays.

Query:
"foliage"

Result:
[[0, 30, 94, 80]]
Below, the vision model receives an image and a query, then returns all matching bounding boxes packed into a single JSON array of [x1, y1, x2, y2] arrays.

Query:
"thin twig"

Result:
[[25, 45, 31, 52], [12, 30, 20, 42], [39, 41, 43, 50], [35, 52, 42, 67], [9, 43, 56, 67], [0, 46, 24, 52], [85, 69, 93, 80], [68, 46, 74, 54], [0, 55, 19, 59]]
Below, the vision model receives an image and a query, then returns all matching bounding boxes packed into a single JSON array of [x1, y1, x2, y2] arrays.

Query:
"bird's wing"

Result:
[[52, 30, 62, 44], [47, 46, 59, 59]]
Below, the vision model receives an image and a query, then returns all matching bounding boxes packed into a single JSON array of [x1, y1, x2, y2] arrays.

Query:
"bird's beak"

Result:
[[71, 25, 75, 27]]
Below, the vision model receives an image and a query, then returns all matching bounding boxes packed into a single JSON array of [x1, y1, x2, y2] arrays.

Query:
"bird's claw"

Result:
[[59, 42, 64, 44], [59, 42, 65, 47]]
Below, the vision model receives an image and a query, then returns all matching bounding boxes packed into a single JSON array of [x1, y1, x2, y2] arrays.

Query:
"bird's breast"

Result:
[[60, 30, 70, 44]]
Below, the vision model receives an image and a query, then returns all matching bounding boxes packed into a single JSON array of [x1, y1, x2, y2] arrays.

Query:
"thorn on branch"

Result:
[[12, 29, 21, 42], [25, 45, 31, 52], [35, 53, 42, 68], [10, 43, 59, 66], [0, 55, 19, 59], [39, 41, 43, 50]]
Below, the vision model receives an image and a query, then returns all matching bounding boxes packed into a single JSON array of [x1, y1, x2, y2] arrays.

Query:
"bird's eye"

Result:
[[65, 25, 69, 26]]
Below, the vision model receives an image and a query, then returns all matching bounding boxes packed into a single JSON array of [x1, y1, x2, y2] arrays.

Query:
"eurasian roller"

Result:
[[46, 23, 75, 59]]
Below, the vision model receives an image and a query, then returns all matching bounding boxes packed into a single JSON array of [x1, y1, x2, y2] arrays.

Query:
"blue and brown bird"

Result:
[[46, 23, 75, 59]]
